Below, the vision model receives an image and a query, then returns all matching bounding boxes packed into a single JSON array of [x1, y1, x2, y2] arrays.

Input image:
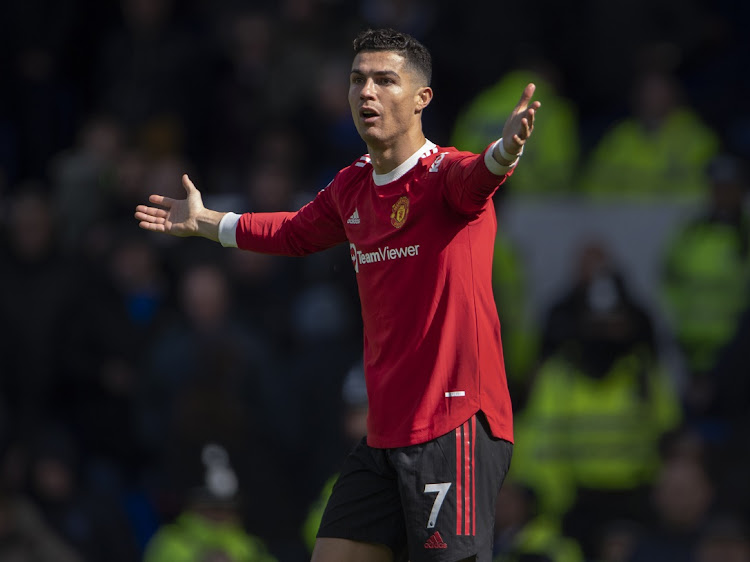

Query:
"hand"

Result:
[[134, 174, 207, 237], [499, 83, 541, 160]]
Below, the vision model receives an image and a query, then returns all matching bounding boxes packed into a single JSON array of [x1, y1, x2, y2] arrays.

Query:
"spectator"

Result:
[[0, 0, 80, 182], [491, 193, 539, 404], [511, 242, 682, 559], [452, 64, 580, 196], [695, 515, 750, 562], [0, 186, 79, 439], [0, 437, 84, 562], [539, 241, 656, 362], [25, 422, 140, 562], [579, 57, 719, 200], [138, 260, 287, 540], [203, 9, 278, 192], [50, 114, 125, 251], [301, 357, 369, 554], [94, 0, 201, 139], [143, 442, 278, 562], [292, 56, 366, 187], [0, 4, 747, 562], [139, 259, 271, 454], [0, 488, 84, 562], [596, 520, 642, 562], [661, 154, 750, 419], [55, 228, 169, 492], [626, 455, 716, 561]]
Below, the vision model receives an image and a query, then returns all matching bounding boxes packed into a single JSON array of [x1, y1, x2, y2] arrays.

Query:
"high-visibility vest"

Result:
[[492, 230, 539, 387], [510, 352, 682, 516], [143, 511, 278, 562], [301, 474, 337, 553], [579, 109, 719, 199], [493, 514, 584, 562], [452, 70, 580, 195], [662, 218, 750, 374]]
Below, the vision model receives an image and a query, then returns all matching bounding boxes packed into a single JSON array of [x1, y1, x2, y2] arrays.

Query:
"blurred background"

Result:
[[0, 0, 749, 561]]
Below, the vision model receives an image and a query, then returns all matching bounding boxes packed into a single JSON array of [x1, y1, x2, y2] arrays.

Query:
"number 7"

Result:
[[424, 483, 451, 528]]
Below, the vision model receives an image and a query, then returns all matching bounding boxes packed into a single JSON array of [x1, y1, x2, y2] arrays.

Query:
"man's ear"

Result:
[[415, 86, 433, 114]]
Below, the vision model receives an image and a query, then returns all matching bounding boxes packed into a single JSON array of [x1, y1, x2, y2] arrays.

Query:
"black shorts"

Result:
[[317, 411, 513, 562]]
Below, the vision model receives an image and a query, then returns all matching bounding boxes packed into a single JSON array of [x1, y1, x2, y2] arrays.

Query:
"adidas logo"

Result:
[[424, 531, 447, 549], [347, 209, 361, 225]]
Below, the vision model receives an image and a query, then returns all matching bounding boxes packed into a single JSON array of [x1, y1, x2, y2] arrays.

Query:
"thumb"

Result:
[[182, 173, 198, 195]]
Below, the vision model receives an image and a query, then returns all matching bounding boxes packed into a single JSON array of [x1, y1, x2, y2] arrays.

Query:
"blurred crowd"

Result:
[[0, 0, 749, 561]]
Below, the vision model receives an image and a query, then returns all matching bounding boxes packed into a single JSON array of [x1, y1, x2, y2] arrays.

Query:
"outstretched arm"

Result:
[[134, 174, 225, 242], [493, 82, 541, 165], [442, 83, 541, 214]]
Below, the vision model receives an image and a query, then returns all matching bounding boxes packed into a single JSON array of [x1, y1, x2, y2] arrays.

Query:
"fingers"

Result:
[[515, 83, 537, 110], [135, 204, 169, 220], [516, 106, 538, 141], [137, 220, 166, 233], [524, 107, 536, 133], [148, 194, 173, 207], [134, 196, 172, 231], [134, 205, 168, 230], [134, 174, 194, 233], [134, 207, 167, 232], [514, 116, 532, 143]]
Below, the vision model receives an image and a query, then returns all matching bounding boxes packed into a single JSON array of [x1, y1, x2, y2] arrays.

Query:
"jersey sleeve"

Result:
[[441, 141, 515, 216], [231, 180, 348, 256]]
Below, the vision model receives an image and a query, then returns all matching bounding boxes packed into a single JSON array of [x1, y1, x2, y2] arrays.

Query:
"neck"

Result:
[[367, 128, 426, 175]]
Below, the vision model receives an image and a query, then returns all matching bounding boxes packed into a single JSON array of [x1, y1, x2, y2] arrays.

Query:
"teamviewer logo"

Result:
[[350, 243, 359, 273]]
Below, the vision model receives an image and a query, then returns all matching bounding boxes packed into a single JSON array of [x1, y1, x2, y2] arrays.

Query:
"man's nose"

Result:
[[360, 78, 376, 99]]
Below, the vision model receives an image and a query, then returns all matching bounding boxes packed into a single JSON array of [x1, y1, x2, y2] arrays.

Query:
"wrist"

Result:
[[196, 208, 226, 242], [486, 138, 522, 175], [496, 138, 523, 163], [218, 212, 241, 248]]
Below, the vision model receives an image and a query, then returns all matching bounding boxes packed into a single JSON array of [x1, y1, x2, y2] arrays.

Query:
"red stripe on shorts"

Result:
[[471, 415, 476, 535], [455, 417, 477, 536], [455, 424, 463, 535], [464, 419, 470, 535]]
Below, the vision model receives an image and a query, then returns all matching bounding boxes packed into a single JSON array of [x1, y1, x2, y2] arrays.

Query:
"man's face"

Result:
[[348, 50, 428, 148]]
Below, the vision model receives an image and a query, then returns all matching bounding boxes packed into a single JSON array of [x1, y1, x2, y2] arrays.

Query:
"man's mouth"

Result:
[[360, 108, 380, 123]]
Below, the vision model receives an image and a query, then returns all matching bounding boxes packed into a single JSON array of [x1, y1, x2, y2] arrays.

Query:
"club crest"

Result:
[[390, 196, 409, 229]]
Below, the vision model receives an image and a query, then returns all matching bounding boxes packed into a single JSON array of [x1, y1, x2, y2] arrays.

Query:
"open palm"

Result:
[[134, 174, 205, 237], [501, 83, 541, 156]]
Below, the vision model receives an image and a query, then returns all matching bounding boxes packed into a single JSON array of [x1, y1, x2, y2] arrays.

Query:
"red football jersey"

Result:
[[223, 140, 515, 448]]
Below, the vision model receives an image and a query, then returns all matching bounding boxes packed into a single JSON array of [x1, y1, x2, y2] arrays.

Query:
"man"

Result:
[[135, 28, 540, 562]]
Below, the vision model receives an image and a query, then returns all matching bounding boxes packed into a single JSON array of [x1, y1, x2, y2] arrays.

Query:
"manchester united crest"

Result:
[[390, 196, 409, 229]]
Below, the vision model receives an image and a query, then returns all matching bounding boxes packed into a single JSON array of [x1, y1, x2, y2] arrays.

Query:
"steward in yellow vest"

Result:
[[579, 69, 718, 200], [661, 155, 750, 388], [512, 242, 683, 558], [452, 68, 580, 195]]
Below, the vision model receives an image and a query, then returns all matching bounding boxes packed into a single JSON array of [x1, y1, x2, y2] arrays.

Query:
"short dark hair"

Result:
[[353, 28, 432, 86]]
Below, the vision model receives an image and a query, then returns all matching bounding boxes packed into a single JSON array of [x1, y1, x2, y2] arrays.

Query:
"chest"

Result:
[[340, 173, 456, 248]]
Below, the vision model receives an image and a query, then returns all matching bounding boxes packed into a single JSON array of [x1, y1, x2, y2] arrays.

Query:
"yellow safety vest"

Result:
[[452, 70, 580, 195], [579, 109, 719, 199], [510, 352, 681, 516]]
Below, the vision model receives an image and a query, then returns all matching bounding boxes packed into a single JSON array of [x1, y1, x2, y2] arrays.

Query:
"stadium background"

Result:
[[0, 0, 749, 561]]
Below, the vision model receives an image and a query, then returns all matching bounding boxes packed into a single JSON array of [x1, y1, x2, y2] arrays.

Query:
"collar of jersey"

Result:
[[372, 139, 437, 186]]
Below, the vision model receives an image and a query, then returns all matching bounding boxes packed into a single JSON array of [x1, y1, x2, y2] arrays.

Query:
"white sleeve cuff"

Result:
[[484, 138, 521, 176], [218, 212, 241, 248]]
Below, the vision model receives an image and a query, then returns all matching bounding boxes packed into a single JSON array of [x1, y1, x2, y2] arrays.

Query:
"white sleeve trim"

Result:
[[484, 138, 521, 176], [218, 212, 241, 248]]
